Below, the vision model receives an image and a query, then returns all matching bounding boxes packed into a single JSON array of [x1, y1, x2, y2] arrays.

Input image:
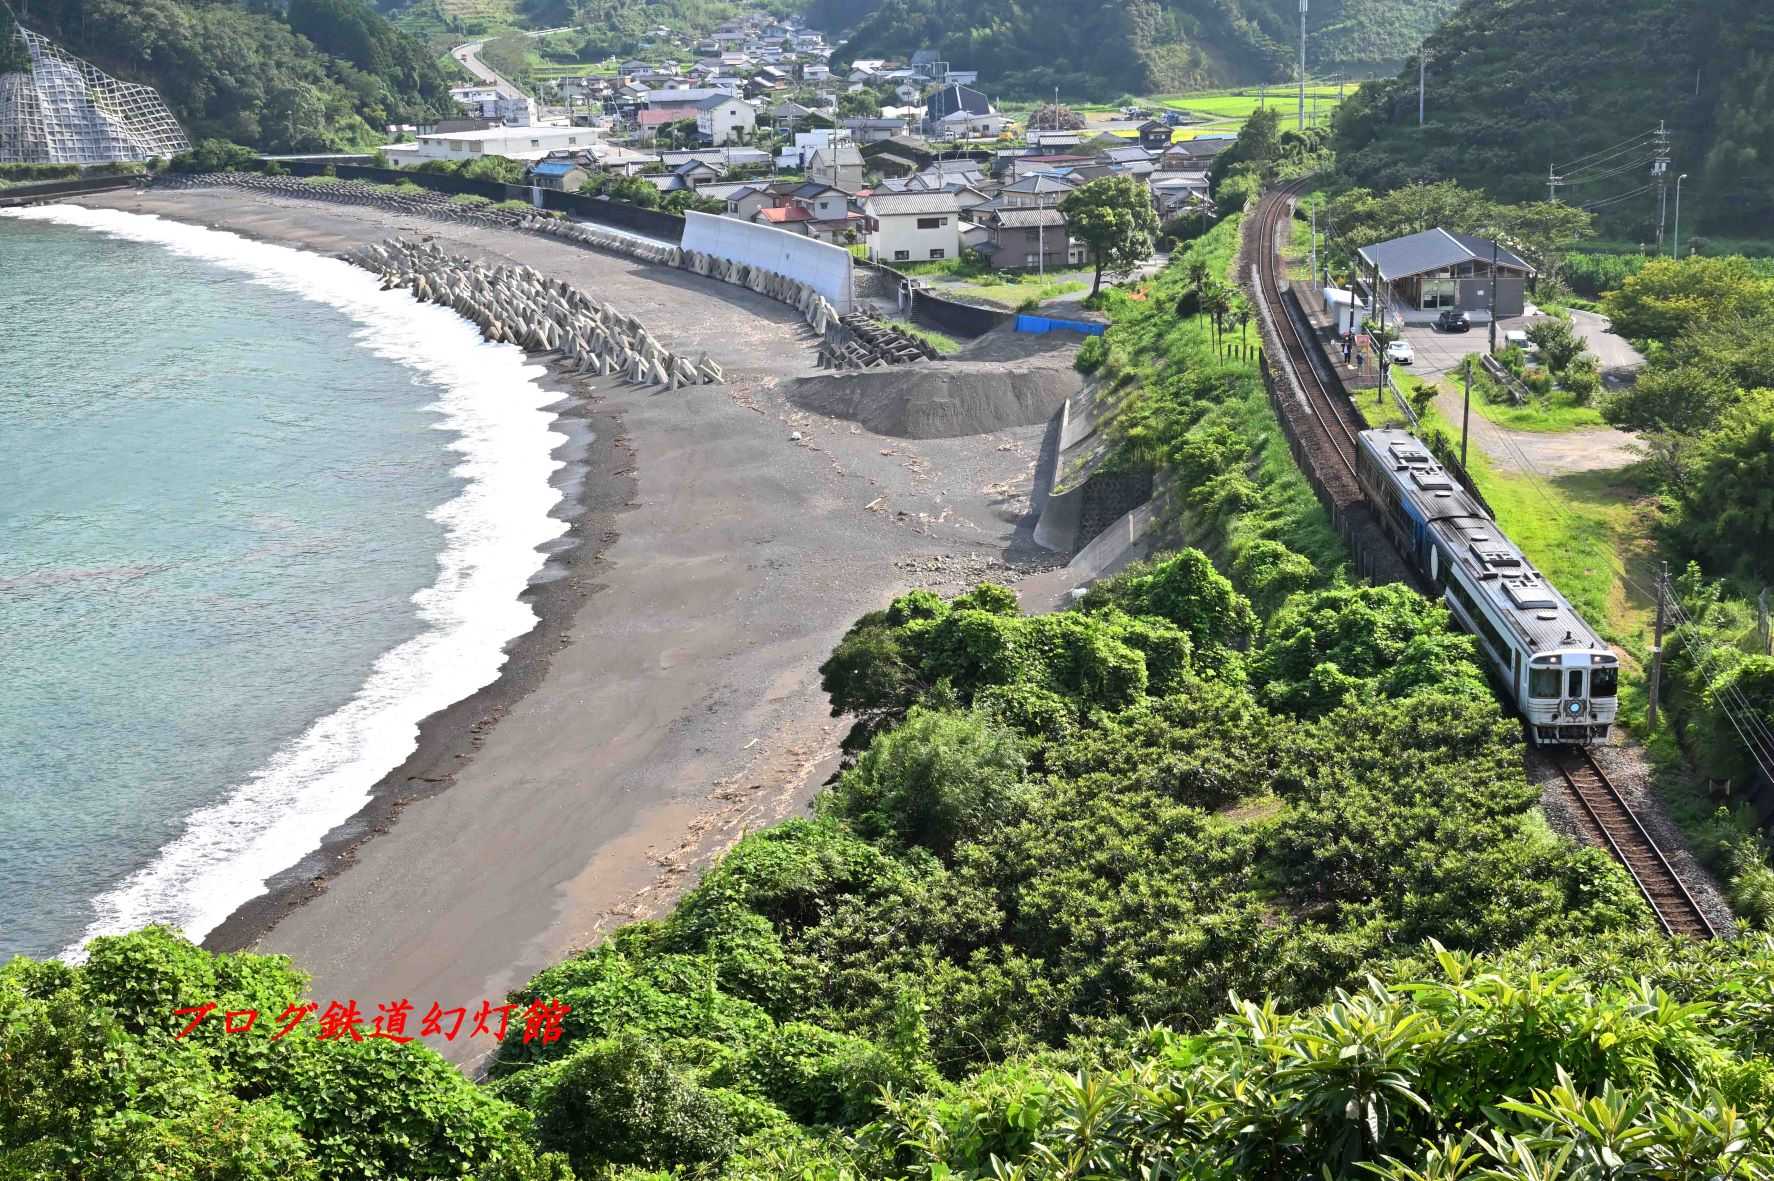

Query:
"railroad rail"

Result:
[[1556, 748, 1718, 938], [1249, 179, 1366, 489]]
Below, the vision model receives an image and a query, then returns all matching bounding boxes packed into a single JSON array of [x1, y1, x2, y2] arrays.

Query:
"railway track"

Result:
[[1556, 748, 1718, 939], [1249, 180, 1366, 489]]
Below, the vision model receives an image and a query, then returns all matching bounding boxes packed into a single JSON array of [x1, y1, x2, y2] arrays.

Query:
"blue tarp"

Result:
[[1015, 314, 1107, 337]]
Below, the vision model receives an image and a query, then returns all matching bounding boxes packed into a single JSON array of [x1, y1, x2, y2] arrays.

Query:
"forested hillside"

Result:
[[819, 0, 1459, 99], [1335, 0, 1774, 234], [6, 0, 457, 153]]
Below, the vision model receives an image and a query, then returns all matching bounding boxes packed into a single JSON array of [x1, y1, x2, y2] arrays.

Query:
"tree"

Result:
[[1602, 255, 1774, 342], [1524, 314, 1587, 374], [1668, 389, 1774, 583], [1060, 175, 1160, 297], [1602, 363, 1740, 434]]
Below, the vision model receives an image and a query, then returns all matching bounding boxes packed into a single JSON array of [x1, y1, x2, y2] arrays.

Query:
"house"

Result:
[[935, 109, 1010, 140], [842, 116, 912, 144], [528, 158, 588, 192], [1356, 228, 1538, 323], [577, 142, 660, 176], [803, 63, 831, 82], [770, 100, 816, 132], [864, 190, 961, 263], [925, 83, 992, 127], [695, 94, 757, 145], [805, 141, 865, 190], [994, 173, 1078, 209], [1162, 135, 1237, 167], [1138, 120, 1173, 151], [382, 124, 594, 167], [670, 158, 727, 188], [943, 69, 980, 87], [975, 207, 1084, 272], [1029, 131, 1084, 152], [1009, 154, 1094, 181]]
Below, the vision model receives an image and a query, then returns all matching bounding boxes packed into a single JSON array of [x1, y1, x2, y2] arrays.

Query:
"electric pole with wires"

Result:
[[1652, 120, 1672, 252]]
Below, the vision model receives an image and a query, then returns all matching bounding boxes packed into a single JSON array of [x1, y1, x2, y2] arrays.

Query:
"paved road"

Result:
[[450, 26, 575, 100], [1570, 308, 1646, 378], [1394, 318, 1641, 477]]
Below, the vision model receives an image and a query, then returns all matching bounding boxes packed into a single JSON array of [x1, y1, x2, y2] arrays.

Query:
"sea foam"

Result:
[[1, 205, 568, 955]]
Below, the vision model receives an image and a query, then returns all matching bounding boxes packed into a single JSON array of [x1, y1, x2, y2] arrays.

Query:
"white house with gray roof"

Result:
[[864, 190, 961, 263]]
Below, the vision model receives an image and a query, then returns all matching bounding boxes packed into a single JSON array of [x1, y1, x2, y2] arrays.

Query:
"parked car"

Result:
[[1436, 309, 1471, 333], [1386, 338, 1415, 366], [1503, 328, 1540, 358]]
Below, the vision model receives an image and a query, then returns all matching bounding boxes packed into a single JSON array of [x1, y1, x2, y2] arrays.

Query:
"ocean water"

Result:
[[0, 207, 567, 960]]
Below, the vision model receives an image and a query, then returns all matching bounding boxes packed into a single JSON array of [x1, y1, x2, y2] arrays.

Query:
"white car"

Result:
[[1385, 338, 1414, 366]]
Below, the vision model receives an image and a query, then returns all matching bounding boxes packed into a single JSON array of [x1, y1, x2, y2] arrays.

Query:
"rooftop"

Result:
[[1357, 227, 1536, 281], [865, 191, 960, 216]]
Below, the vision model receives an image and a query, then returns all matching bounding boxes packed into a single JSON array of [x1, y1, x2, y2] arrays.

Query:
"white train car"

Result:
[[1355, 428, 1619, 744]]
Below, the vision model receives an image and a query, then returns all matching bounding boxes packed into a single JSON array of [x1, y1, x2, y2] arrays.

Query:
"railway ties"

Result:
[[1557, 749, 1718, 939]]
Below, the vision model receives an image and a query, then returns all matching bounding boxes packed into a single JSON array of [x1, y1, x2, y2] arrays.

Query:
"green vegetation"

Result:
[[885, 320, 962, 356], [13, 0, 456, 154], [1060, 175, 1161, 298], [829, 0, 1458, 100], [1334, 0, 1774, 237]]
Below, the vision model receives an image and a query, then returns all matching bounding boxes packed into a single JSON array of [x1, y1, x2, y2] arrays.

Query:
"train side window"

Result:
[[1591, 666, 1619, 698], [1529, 667, 1561, 698], [1568, 669, 1584, 698]]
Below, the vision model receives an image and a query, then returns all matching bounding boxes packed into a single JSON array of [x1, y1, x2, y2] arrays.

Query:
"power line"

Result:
[[1555, 128, 1660, 173]]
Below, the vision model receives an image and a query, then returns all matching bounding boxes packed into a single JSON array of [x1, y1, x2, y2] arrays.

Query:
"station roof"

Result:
[[1357, 227, 1536, 281]]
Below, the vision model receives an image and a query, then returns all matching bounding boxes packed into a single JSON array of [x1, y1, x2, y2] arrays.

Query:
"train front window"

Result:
[[1568, 669, 1585, 698], [1592, 665, 1619, 698], [1529, 667, 1561, 698]]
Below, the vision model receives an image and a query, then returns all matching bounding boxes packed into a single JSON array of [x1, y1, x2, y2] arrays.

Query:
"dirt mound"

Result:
[[787, 329, 1083, 438]]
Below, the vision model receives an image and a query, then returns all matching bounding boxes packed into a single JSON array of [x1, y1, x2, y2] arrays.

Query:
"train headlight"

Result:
[[1566, 699, 1587, 717]]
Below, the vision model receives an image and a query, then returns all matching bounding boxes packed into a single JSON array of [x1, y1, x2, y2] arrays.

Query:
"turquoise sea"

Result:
[[0, 207, 566, 960]]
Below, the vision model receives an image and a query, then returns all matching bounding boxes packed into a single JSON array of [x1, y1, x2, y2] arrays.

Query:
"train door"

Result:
[[1566, 667, 1587, 709]]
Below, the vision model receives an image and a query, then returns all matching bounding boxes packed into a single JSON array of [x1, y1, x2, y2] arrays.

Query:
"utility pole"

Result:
[[1673, 172, 1688, 258], [1298, 0, 1309, 132], [1418, 48, 1427, 127], [1461, 357, 1472, 469], [1652, 119, 1671, 253], [1487, 236, 1499, 355], [1309, 196, 1318, 290], [1548, 162, 1560, 204], [1649, 561, 1669, 730], [1759, 587, 1771, 656]]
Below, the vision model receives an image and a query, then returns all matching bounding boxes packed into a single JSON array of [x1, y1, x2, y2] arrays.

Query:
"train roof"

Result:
[[1359, 429, 1610, 658]]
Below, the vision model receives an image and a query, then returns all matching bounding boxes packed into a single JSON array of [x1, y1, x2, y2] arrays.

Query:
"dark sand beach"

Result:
[[73, 186, 1062, 1068]]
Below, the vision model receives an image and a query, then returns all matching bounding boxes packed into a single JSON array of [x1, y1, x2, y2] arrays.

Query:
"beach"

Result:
[[71, 186, 1060, 1067]]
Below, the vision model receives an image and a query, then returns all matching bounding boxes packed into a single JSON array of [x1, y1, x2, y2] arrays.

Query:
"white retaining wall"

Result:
[[681, 211, 855, 314]]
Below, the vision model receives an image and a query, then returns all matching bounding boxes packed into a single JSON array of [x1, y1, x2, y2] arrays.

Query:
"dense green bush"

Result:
[[169, 139, 259, 173], [1073, 334, 1108, 374], [0, 928, 568, 1179]]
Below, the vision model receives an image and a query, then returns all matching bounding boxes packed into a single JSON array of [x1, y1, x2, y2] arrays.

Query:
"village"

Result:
[[378, 8, 1236, 299]]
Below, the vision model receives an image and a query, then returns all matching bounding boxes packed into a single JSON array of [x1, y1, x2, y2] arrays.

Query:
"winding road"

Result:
[[450, 25, 576, 100]]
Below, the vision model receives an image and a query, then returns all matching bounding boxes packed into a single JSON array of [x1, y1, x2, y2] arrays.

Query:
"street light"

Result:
[[1673, 173, 1689, 258]]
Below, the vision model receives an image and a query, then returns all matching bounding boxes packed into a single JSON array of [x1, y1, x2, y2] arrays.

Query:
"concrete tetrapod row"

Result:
[[345, 237, 724, 387]]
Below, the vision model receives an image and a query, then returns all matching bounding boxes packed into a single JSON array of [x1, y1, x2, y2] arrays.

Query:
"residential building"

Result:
[[770, 100, 816, 132], [695, 94, 757, 145], [1138, 120, 1173, 150], [935, 109, 1010, 139], [1162, 135, 1236, 167], [842, 116, 913, 144], [805, 141, 865, 190], [382, 124, 593, 167], [925, 83, 992, 130], [994, 173, 1078, 208], [975, 207, 1084, 271], [528, 158, 587, 192], [865, 190, 961, 263]]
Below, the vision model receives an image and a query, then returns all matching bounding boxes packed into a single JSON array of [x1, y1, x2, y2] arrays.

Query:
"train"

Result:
[[1355, 428, 1618, 745]]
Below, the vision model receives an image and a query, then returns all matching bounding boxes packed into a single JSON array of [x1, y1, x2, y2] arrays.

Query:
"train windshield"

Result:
[[1592, 665, 1619, 698], [1529, 667, 1561, 698]]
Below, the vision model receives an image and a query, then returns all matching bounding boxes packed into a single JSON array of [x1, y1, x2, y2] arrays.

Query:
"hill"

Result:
[[1333, 0, 1774, 236], [815, 0, 1461, 99], [7, 0, 457, 154]]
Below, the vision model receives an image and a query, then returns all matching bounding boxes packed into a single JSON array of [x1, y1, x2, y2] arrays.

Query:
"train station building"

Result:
[[1357, 228, 1536, 325]]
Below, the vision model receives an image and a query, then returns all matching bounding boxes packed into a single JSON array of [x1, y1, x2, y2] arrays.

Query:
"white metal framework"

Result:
[[0, 19, 190, 164]]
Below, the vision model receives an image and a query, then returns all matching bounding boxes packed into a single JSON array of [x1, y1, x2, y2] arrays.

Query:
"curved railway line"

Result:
[[1250, 179, 1366, 491], [1246, 180, 1721, 940]]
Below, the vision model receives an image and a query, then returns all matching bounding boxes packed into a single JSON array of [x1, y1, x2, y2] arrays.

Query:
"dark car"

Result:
[[1436, 309, 1472, 333]]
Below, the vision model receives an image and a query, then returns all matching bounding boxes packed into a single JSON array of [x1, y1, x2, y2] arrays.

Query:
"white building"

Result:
[[449, 85, 536, 126], [382, 124, 596, 168], [865, 191, 961, 264], [695, 94, 757, 145]]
